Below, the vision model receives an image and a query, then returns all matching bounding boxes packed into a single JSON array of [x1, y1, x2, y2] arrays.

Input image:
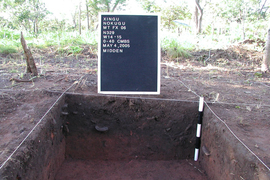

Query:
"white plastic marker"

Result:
[[194, 97, 204, 161]]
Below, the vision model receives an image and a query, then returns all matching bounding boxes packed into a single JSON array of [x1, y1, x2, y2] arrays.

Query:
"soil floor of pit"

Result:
[[55, 159, 207, 180]]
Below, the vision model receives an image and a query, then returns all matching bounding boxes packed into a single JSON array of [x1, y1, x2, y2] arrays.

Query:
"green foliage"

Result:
[[56, 45, 83, 56], [29, 31, 98, 48], [55, 45, 83, 55], [202, 0, 269, 40], [1, 0, 50, 33], [87, 0, 127, 13], [161, 36, 193, 59], [9, 69, 19, 73], [139, 0, 191, 30], [161, 5, 192, 30], [0, 28, 20, 40], [0, 25, 98, 56], [139, 0, 160, 13], [69, 46, 83, 54], [0, 45, 17, 54], [215, 0, 258, 22], [39, 19, 67, 32], [1, 0, 270, 56], [204, 24, 214, 35], [0, 28, 20, 54], [254, 72, 262, 78]]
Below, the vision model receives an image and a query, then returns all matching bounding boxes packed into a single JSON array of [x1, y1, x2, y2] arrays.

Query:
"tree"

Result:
[[31, 0, 49, 34], [258, 0, 269, 19], [194, 0, 203, 34], [83, 0, 126, 31], [161, 5, 192, 30], [1, 0, 49, 33], [138, 0, 159, 13], [86, 0, 126, 13], [139, 0, 191, 31], [86, 0, 90, 30], [262, 28, 270, 72], [79, 1, 82, 34], [215, 0, 262, 40], [100, 0, 126, 12]]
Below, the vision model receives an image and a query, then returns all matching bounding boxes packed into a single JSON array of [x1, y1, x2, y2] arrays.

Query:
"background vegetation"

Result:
[[0, 0, 269, 57]]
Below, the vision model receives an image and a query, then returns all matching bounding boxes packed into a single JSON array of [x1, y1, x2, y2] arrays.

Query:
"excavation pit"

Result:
[[1, 93, 269, 180], [57, 94, 206, 180]]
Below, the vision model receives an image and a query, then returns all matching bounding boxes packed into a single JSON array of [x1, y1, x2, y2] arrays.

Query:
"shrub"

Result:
[[161, 36, 193, 59], [0, 46, 17, 54]]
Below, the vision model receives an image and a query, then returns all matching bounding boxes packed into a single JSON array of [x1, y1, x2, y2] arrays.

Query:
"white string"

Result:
[[177, 77, 270, 172], [67, 76, 270, 171], [177, 79, 201, 98], [259, 82, 270, 88], [205, 101, 270, 107], [205, 103, 270, 172], [0, 75, 85, 170], [1, 74, 269, 172]]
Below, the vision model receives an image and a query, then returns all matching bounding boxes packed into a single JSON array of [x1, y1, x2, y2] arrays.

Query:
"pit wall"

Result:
[[64, 94, 198, 161], [200, 105, 270, 180], [0, 94, 66, 180]]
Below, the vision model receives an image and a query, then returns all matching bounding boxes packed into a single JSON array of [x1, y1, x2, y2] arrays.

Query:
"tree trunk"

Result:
[[79, 2, 82, 35], [20, 32, 38, 76], [262, 29, 270, 72], [198, 10, 203, 34], [194, 0, 203, 34], [86, 0, 90, 30], [33, 21, 36, 33], [111, 0, 120, 12], [259, 0, 267, 15], [242, 19, 245, 40], [193, 2, 198, 34], [35, 18, 39, 34], [72, 12, 77, 29]]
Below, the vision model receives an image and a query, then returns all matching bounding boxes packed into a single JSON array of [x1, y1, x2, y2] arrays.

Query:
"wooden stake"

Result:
[[20, 32, 38, 76]]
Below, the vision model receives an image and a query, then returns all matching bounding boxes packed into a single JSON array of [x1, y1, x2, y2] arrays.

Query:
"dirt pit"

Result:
[[0, 92, 269, 180], [0, 93, 208, 180], [57, 94, 207, 180]]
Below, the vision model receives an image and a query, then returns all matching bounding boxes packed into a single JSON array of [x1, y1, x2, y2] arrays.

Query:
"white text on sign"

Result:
[[102, 17, 130, 53]]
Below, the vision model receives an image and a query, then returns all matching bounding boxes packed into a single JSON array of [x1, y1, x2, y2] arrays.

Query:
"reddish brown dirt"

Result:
[[55, 160, 207, 180], [0, 44, 270, 179], [0, 90, 60, 165]]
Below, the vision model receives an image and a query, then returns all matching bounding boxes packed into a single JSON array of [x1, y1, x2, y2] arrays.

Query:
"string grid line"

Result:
[[0, 75, 269, 173], [0, 75, 86, 170], [177, 77, 270, 172]]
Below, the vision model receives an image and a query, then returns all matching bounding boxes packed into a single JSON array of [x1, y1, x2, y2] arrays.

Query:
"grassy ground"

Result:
[[0, 29, 98, 55], [1, 28, 243, 58]]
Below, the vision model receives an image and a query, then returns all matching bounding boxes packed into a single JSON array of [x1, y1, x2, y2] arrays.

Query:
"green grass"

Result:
[[254, 72, 263, 78], [0, 29, 21, 54], [161, 33, 194, 59], [0, 28, 21, 40], [0, 45, 17, 54], [0, 28, 98, 55], [69, 46, 83, 54]]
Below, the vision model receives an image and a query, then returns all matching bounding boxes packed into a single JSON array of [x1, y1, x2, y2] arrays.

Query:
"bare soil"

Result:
[[53, 94, 206, 180], [0, 42, 270, 179], [55, 160, 207, 180]]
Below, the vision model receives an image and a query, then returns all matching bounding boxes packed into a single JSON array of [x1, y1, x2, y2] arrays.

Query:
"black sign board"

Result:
[[98, 13, 160, 94]]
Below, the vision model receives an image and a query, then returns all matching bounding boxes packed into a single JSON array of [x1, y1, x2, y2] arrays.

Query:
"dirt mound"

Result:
[[242, 38, 265, 47], [189, 45, 263, 68]]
